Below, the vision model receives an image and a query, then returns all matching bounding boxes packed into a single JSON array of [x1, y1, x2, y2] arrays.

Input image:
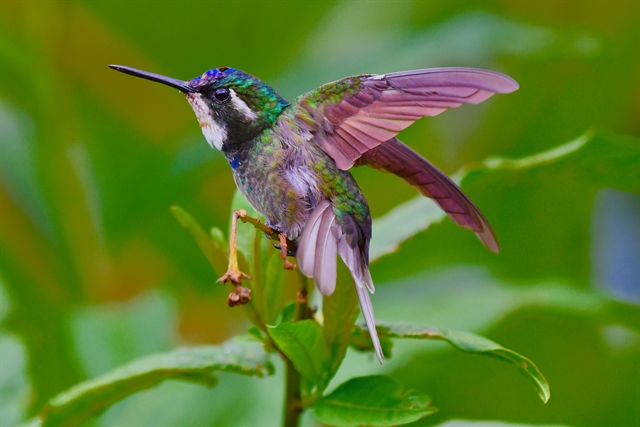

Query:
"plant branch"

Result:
[[229, 210, 309, 426], [283, 272, 312, 427], [236, 210, 297, 250]]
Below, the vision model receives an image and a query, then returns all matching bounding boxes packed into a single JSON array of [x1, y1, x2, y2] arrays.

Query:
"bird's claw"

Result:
[[278, 233, 297, 271]]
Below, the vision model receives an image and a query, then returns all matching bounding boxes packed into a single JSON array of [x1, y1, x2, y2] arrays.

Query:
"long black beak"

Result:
[[109, 64, 195, 93]]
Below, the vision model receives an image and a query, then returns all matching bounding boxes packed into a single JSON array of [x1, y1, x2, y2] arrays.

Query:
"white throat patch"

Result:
[[230, 89, 257, 120], [187, 93, 227, 151]]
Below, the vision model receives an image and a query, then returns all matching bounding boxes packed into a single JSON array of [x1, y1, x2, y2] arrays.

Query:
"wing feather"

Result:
[[350, 115, 407, 133], [341, 119, 395, 145], [294, 67, 518, 170], [335, 128, 370, 153], [357, 138, 499, 252]]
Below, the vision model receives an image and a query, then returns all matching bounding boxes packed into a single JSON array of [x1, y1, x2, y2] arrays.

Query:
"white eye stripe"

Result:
[[229, 89, 258, 120], [187, 93, 227, 151]]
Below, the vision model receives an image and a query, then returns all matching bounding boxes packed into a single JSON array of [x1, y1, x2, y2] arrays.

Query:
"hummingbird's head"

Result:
[[186, 67, 289, 151], [109, 65, 289, 152]]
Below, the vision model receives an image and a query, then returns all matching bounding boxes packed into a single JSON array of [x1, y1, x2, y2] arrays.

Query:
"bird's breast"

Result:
[[231, 142, 325, 241]]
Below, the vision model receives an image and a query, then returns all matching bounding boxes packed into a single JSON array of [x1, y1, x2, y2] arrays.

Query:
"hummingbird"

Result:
[[110, 64, 518, 363]]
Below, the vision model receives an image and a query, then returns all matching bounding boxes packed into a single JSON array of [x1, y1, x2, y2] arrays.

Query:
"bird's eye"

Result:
[[214, 87, 230, 102]]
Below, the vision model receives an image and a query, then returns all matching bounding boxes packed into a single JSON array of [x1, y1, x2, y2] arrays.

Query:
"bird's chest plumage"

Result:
[[229, 129, 327, 241]]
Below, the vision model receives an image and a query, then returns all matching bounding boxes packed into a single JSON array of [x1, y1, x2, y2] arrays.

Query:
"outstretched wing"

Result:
[[294, 67, 518, 170], [356, 138, 499, 252]]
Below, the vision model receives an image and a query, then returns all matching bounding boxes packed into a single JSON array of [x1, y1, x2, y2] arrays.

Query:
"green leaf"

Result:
[[349, 328, 395, 359], [370, 128, 640, 262], [322, 264, 360, 382], [370, 197, 444, 262], [279, 302, 296, 324], [314, 375, 436, 427], [0, 332, 29, 427], [352, 322, 550, 403], [267, 320, 329, 388], [39, 337, 273, 427], [170, 206, 228, 276], [468, 128, 640, 193], [209, 227, 227, 254], [71, 290, 177, 379], [263, 252, 286, 324]]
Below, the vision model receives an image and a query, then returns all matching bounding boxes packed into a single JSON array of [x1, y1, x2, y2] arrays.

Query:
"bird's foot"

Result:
[[278, 233, 297, 270]]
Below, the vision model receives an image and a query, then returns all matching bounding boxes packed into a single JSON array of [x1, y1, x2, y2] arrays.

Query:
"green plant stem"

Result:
[[283, 272, 311, 427], [283, 357, 302, 427]]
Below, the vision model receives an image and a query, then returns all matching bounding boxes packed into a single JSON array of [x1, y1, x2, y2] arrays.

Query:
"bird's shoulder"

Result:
[[290, 74, 377, 114]]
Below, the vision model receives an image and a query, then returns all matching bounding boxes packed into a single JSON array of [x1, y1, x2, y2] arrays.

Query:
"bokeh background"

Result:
[[1, 1, 638, 426]]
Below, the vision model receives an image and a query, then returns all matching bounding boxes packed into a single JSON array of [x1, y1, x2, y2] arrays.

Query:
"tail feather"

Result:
[[337, 230, 375, 294], [314, 211, 338, 295], [297, 200, 331, 293], [336, 218, 383, 363], [297, 201, 384, 363], [356, 284, 384, 364]]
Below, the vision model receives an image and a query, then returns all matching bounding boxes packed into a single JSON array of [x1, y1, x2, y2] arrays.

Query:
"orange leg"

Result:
[[278, 233, 297, 270], [217, 210, 252, 285]]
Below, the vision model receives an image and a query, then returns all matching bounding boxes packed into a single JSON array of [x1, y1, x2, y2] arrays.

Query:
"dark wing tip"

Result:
[[469, 197, 500, 253], [476, 227, 500, 253]]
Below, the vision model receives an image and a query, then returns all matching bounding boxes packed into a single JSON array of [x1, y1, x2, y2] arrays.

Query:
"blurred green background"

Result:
[[1, 1, 638, 426]]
